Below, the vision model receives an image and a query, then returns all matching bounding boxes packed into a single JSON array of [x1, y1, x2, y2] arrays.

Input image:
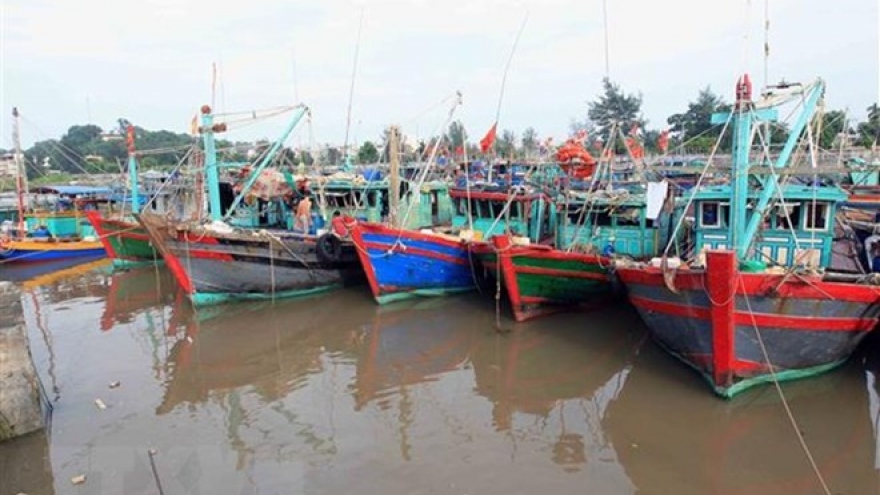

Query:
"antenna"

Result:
[[763, 0, 770, 90], [602, 0, 610, 78], [491, 12, 529, 153], [211, 62, 217, 110], [292, 49, 301, 104], [343, 8, 365, 162]]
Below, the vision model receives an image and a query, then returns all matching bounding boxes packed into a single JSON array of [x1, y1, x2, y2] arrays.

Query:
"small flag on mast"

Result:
[[480, 123, 497, 154]]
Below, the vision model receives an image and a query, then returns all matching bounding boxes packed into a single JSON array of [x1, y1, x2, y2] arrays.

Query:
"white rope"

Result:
[[740, 283, 833, 495]]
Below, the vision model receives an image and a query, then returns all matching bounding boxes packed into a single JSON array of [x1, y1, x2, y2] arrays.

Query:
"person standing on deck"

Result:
[[295, 193, 313, 233]]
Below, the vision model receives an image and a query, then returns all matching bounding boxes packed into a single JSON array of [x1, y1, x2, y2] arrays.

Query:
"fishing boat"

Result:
[[615, 76, 880, 397], [87, 126, 192, 268], [139, 104, 366, 306], [473, 135, 673, 321], [0, 108, 109, 263], [349, 124, 491, 304]]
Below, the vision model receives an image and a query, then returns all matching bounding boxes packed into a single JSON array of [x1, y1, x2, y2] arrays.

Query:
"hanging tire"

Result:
[[316, 234, 343, 263]]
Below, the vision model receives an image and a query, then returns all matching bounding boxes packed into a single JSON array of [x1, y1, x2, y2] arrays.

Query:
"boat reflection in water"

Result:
[[14, 260, 880, 495], [97, 266, 184, 332], [605, 340, 878, 495]]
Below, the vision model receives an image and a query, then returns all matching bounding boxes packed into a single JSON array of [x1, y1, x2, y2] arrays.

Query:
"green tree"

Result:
[[496, 130, 516, 158], [357, 141, 379, 163], [61, 124, 102, 150], [667, 87, 732, 152], [858, 103, 880, 147], [587, 78, 643, 143], [521, 127, 538, 158], [445, 121, 468, 149], [815, 110, 849, 149]]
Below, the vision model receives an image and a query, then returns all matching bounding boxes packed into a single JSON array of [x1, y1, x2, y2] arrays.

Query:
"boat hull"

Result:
[[473, 235, 613, 321], [86, 210, 159, 268], [617, 250, 880, 397], [0, 239, 106, 263], [138, 213, 363, 306], [349, 221, 475, 304]]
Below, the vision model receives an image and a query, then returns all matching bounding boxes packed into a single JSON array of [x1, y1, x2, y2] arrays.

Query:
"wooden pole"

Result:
[[389, 126, 401, 228]]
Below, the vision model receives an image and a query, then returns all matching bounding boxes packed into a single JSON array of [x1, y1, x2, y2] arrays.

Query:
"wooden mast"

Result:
[[388, 126, 401, 228], [12, 107, 27, 235]]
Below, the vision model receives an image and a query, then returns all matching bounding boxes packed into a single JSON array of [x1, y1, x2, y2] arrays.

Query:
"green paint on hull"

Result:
[[375, 286, 473, 305], [107, 234, 158, 263], [112, 258, 162, 269], [655, 338, 848, 398], [511, 255, 609, 301], [189, 284, 342, 307], [478, 252, 610, 302]]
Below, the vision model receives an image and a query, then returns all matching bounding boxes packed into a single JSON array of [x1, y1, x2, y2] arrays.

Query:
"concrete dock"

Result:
[[0, 281, 45, 441]]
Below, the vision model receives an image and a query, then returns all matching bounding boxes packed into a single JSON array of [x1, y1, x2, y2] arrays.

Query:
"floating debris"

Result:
[[108, 381, 121, 389], [71, 474, 86, 485], [94, 398, 107, 410]]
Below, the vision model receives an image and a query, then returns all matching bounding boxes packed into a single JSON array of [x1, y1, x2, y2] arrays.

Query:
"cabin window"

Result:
[[700, 202, 721, 228], [803, 202, 829, 231], [614, 207, 641, 227], [591, 211, 613, 227]]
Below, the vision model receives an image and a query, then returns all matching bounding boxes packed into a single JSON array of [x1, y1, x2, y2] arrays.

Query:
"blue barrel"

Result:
[[362, 168, 382, 181]]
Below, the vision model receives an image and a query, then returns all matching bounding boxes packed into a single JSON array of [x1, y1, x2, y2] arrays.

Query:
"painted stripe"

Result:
[[630, 295, 876, 331], [362, 241, 468, 266], [618, 266, 880, 304], [512, 264, 610, 281]]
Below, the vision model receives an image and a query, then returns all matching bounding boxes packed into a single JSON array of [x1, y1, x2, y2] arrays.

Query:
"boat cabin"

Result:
[[690, 184, 845, 267], [25, 185, 116, 239], [450, 187, 555, 243], [559, 189, 668, 257]]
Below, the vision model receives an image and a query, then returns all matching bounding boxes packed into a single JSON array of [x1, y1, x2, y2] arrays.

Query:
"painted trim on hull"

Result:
[[190, 284, 342, 306], [374, 286, 473, 305], [618, 265, 880, 303], [629, 295, 877, 331], [0, 246, 106, 262], [112, 258, 162, 269]]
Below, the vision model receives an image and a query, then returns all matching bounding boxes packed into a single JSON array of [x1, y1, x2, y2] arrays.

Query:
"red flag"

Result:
[[657, 129, 670, 154], [480, 123, 497, 153], [626, 137, 644, 160]]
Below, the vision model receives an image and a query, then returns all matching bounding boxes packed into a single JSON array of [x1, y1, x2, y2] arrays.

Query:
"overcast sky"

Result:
[[2, 0, 878, 149]]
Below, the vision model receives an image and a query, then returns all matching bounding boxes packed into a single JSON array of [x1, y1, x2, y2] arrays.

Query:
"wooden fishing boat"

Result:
[[616, 76, 880, 397], [0, 109, 109, 263], [139, 104, 371, 306], [351, 182, 556, 305], [473, 148, 674, 321], [86, 126, 171, 268]]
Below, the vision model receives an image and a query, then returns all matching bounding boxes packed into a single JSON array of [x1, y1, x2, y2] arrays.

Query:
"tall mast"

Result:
[[729, 75, 754, 260], [12, 107, 27, 234], [200, 105, 223, 222]]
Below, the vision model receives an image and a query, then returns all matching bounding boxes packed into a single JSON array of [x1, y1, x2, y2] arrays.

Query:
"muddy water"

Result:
[[1, 263, 879, 494]]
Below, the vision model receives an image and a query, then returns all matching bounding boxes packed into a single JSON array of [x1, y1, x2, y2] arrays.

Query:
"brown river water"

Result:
[[2, 260, 880, 494]]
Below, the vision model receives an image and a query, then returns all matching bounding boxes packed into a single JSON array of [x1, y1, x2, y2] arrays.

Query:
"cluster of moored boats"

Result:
[[5, 75, 880, 398]]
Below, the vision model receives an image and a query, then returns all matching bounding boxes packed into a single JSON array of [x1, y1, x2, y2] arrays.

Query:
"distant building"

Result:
[[100, 132, 123, 142], [0, 153, 20, 177]]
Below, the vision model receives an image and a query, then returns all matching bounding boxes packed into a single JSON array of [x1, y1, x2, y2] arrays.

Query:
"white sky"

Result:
[[2, 0, 878, 149]]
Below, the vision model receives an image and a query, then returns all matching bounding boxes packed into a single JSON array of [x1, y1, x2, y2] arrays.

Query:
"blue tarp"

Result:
[[30, 185, 114, 196]]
